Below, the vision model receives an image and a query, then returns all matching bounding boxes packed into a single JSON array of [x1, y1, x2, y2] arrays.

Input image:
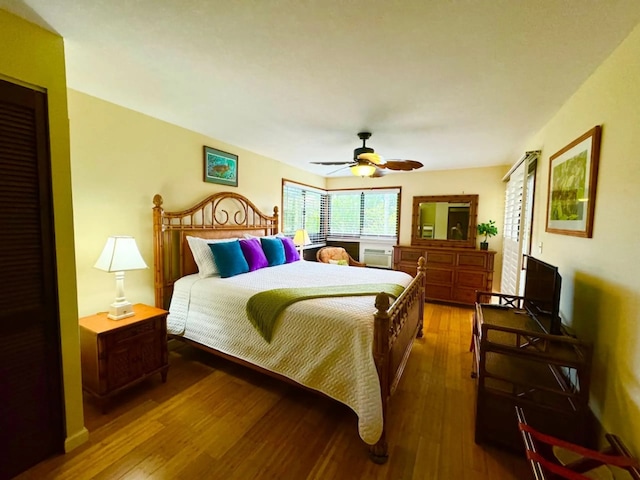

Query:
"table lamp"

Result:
[[293, 229, 311, 260], [94, 236, 148, 320]]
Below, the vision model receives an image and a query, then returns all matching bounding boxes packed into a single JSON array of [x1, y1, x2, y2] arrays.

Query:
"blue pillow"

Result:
[[208, 240, 249, 278], [280, 236, 300, 263], [260, 237, 286, 266]]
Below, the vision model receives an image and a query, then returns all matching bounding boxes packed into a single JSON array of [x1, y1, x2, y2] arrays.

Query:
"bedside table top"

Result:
[[79, 303, 168, 333]]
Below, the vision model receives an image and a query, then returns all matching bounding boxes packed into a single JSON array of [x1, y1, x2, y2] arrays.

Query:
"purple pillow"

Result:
[[240, 238, 269, 271], [280, 236, 300, 263]]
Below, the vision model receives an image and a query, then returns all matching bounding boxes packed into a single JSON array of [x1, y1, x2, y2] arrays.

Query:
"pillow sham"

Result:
[[243, 233, 284, 240], [240, 238, 269, 271], [186, 236, 236, 278], [280, 236, 300, 263], [260, 237, 286, 266], [208, 240, 249, 278]]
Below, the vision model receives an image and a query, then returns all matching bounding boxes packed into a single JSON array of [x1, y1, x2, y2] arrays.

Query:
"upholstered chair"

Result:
[[316, 247, 365, 267]]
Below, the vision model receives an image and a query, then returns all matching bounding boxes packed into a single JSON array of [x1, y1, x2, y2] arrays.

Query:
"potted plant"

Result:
[[477, 220, 498, 250]]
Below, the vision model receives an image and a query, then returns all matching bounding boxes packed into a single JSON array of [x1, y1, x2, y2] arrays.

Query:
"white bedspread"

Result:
[[168, 261, 413, 444]]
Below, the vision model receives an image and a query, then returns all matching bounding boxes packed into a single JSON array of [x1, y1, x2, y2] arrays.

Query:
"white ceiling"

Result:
[[4, 1, 640, 176]]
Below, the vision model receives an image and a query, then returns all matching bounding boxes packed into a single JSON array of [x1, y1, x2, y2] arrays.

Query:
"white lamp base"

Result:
[[108, 300, 134, 320]]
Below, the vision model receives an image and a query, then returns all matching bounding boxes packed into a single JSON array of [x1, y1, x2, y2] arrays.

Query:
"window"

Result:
[[282, 180, 327, 243], [282, 181, 400, 243], [329, 188, 400, 240]]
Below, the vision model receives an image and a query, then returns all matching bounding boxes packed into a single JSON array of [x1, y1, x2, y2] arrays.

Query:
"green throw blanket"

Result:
[[246, 283, 405, 342]]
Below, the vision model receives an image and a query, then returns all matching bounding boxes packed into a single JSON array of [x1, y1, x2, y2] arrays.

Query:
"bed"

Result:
[[152, 191, 426, 462]]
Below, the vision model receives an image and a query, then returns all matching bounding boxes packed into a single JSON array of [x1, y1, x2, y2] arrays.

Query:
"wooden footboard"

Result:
[[370, 257, 426, 463]]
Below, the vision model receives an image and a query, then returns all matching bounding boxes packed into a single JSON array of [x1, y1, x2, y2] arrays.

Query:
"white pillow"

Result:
[[242, 232, 284, 239], [186, 236, 236, 277]]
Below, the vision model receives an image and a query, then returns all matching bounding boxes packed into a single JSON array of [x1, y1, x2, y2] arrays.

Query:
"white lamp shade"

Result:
[[94, 236, 148, 272], [293, 229, 311, 247]]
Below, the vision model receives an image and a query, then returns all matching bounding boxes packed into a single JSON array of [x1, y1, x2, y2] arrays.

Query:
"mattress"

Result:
[[168, 261, 413, 444]]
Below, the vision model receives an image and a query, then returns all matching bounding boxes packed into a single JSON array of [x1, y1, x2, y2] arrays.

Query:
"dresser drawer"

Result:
[[453, 288, 480, 305], [426, 251, 456, 266], [458, 252, 491, 269], [398, 248, 423, 263], [426, 284, 453, 300], [426, 267, 454, 285], [396, 264, 417, 277], [456, 270, 488, 289]]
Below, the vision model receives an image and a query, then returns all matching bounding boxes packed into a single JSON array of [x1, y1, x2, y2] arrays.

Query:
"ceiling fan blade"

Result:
[[357, 152, 384, 165], [327, 165, 351, 176], [371, 168, 386, 178], [381, 160, 423, 171], [310, 161, 354, 166]]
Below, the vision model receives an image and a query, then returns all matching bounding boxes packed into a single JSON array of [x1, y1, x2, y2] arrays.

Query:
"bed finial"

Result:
[[153, 194, 163, 207], [374, 292, 391, 313]]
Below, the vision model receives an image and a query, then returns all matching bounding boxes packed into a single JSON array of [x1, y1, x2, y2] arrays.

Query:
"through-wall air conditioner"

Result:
[[361, 246, 393, 269]]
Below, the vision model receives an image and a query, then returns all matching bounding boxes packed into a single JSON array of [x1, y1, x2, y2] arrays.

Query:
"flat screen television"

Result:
[[523, 255, 562, 335]]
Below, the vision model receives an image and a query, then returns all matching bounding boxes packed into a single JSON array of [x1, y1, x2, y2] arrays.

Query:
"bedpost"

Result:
[[370, 292, 391, 464], [273, 205, 279, 233], [417, 256, 426, 338], [152, 194, 165, 309]]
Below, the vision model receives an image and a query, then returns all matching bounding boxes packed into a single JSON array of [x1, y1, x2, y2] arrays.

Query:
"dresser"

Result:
[[79, 304, 169, 411], [393, 246, 495, 305]]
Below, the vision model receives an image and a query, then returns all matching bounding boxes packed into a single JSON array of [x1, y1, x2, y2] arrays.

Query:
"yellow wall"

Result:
[[327, 165, 509, 288], [67, 90, 326, 317], [0, 10, 87, 451], [523, 22, 640, 452]]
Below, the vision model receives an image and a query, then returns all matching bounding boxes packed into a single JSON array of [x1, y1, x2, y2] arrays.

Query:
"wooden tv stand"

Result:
[[472, 293, 593, 452]]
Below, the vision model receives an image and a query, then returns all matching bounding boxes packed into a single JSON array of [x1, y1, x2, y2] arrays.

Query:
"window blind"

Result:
[[328, 188, 400, 239], [282, 182, 400, 243], [282, 181, 328, 243]]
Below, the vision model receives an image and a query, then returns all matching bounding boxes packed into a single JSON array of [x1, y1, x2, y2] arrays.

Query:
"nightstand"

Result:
[[79, 303, 169, 412]]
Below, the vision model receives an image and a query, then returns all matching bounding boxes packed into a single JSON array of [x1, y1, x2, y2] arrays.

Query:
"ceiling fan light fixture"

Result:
[[350, 163, 377, 177]]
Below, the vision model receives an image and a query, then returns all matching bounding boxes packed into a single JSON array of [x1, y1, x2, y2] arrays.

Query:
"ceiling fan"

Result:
[[311, 132, 424, 177]]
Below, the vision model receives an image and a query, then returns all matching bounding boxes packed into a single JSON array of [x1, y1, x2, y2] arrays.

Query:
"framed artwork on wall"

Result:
[[203, 146, 238, 187], [546, 125, 601, 238]]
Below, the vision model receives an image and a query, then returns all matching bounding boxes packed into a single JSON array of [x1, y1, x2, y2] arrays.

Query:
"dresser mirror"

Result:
[[411, 194, 478, 248]]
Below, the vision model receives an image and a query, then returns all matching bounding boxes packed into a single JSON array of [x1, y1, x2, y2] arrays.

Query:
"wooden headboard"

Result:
[[152, 192, 279, 309]]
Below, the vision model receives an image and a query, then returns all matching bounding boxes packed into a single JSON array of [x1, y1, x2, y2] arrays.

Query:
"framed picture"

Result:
[[203, 146, 238, 187], [546, 125, 601, 238]]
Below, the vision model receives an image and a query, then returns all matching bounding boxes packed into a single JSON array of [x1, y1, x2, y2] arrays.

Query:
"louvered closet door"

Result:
[[0, 79, 64, 480]]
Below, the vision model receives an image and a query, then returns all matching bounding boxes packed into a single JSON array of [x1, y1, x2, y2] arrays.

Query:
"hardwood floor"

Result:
[[17, 303, 531, 479]]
